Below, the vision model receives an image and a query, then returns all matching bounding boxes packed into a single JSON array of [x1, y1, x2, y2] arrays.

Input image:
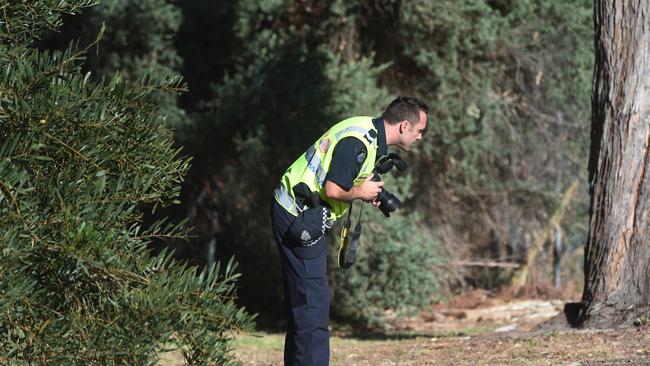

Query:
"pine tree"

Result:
[[0, 1, 252, 365]]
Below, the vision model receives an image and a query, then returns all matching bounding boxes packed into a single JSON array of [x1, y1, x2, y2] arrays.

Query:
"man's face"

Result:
[[397, 110, 427, 151]]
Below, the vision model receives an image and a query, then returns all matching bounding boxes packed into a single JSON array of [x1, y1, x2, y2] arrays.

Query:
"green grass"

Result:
[[155, 333, 284, 365], [234, 332, 284, 351]]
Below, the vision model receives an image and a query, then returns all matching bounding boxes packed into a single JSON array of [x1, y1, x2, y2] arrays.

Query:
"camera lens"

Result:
[[377, 190, 401, 217]]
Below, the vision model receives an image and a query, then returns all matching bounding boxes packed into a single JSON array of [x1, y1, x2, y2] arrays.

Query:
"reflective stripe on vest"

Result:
[[274, 184, 302, 216], [304, 145, 328, 186], [274, 116, 378, 220]]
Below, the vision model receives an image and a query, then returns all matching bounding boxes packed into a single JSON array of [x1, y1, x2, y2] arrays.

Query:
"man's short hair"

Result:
[[382, 96, 429, 125]]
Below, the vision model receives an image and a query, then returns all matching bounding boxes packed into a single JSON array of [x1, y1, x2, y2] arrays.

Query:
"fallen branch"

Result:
[[453, 261, 520, 268], [509, 178, 581, 294]]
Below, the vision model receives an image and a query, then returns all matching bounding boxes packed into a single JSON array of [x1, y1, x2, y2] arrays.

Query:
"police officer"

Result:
[[271, 97, 428, 366]]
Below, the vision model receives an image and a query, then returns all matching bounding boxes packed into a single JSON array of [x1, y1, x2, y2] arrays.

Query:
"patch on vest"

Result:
[[319, 137, 331, 153], [356, 149, 366, 164]]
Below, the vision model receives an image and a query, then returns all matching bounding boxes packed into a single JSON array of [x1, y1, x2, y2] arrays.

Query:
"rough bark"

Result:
[[581, 0, 650, 327]]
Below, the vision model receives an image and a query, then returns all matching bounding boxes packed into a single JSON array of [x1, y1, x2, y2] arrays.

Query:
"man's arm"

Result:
[[324, 175, 383, 203], [322, 137, 383, 203]]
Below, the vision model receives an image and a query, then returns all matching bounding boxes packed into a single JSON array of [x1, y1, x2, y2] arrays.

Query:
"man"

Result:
[[271, 97, 428, 366]]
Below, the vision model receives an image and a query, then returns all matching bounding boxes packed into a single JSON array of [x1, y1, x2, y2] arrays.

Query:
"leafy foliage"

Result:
[[41, 0, 186, 127], [171, 0, 593, 322], [0, 1, 252, 364], [0, 0, 100, 46], [330, 208, 441, 326], [35, 0, 595, 327], [369, 0, 593, 288]]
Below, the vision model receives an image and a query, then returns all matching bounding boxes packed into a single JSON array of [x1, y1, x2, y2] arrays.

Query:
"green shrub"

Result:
[[0, 1, 252, 364], [329, 172, 442, 327], [41, 0, 186, 128]]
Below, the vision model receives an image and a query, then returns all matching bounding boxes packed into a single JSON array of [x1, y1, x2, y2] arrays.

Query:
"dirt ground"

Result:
[[232, 291, 650, 366]]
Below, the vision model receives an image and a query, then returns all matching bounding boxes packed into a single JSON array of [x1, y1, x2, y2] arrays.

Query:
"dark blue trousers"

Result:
[[271, 200, 330, 366]]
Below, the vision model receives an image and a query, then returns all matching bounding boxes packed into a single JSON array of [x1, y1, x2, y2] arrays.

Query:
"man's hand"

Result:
[[355, 174, 384, 203], [324, 175, 383, 203]]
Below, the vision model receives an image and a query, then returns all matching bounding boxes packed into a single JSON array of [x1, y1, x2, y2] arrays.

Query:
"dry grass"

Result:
[[232, 327, 650, 366]]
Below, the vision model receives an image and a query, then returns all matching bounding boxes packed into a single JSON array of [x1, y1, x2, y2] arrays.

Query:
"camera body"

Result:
[[372, 153, 407, 217]]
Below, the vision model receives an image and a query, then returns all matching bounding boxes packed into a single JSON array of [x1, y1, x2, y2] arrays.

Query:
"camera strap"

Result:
[[351, 203, 363, 242]]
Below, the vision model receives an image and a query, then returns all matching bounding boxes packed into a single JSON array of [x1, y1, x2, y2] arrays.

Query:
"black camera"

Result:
[[371, 153, 407, 217]]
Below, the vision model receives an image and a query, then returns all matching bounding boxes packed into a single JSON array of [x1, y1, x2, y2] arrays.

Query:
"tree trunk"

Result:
[[581, 0, 650, 327]]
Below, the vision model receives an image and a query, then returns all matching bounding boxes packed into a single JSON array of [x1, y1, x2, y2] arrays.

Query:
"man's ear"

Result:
[[399, 120, 409, 133]]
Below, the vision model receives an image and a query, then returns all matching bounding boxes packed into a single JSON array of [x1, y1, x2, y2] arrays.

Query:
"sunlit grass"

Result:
[[155, 333, 284, 365], [234, 332, 285, 355]]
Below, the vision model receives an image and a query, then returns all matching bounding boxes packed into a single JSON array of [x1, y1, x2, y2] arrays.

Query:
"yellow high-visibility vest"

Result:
[[274, 116, 378, 221]]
